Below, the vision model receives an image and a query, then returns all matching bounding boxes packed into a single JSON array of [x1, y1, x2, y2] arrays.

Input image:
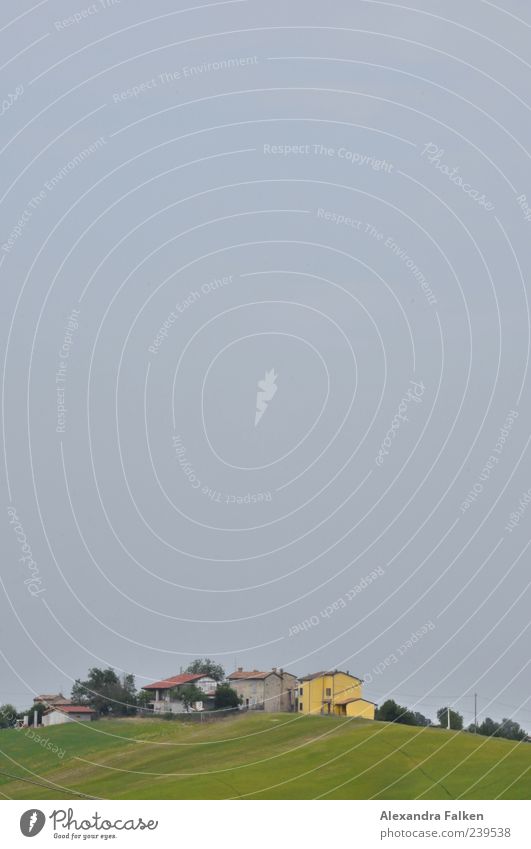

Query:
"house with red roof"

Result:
[[41, 704, 95, 726], [141, 673, 217, 714]]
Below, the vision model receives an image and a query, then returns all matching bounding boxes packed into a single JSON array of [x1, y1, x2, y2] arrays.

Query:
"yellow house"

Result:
[[297, 670, 376, 719]]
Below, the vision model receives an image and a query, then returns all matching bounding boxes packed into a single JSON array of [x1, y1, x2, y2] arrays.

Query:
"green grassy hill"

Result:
[[0, 714, 529, 799]]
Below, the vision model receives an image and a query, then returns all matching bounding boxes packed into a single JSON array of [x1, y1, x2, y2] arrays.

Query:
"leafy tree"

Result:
[[185, 658, 224, 682], [214, 684, 242, 710], [476, 716, 527, 741], [497, 718, 527, 742], [477, 717, 500, 737], [375, 699, 417, 726], [0, 704, 17, 728], [413, 711, 432, 727], [179, 684, 206, 712], [437, 706, 463, 730], [71, 668, 137, 716], [135, 689, 152, 710], [16, 702, 46, 726]]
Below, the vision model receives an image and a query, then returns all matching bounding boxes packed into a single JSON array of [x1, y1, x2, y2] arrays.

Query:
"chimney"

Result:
[[237, 667, 243, 672]]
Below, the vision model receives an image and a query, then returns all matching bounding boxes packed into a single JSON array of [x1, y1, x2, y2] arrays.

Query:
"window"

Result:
[[299, 703, 303, 711], [325, 688, 331, 697], [299, 687, 303, 696]]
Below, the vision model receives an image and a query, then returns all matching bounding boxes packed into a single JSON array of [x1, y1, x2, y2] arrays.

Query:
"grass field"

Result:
[[0, 714, 529, 800]]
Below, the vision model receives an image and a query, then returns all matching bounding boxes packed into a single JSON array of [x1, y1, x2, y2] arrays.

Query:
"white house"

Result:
[[142, 673, 217, 713], [41, 705, 95, 726]]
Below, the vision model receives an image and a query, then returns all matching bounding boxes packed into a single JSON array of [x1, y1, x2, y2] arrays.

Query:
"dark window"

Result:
[[299, 703, 303, 711], [325, 688, 331, 697], [299, 687, 303, 696]]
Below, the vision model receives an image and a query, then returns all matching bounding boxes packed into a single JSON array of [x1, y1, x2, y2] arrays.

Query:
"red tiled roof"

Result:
[[227, 670, 275, 680], [47, 705, 95, 714], [142, 673, 206, 690]]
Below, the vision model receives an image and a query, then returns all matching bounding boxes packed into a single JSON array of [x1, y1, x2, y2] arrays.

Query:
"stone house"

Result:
[[227, 668, 297, 712]]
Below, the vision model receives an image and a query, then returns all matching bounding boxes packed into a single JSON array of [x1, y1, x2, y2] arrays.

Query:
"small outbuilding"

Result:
[[41, 705, 95, 726]]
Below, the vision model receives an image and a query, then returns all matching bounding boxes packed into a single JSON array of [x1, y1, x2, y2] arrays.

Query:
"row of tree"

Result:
[[72, 659, 241, 715], [375, 699, 528, 741], [0, 659, 239, 724]]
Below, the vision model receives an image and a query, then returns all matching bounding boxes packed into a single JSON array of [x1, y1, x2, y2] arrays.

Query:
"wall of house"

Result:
[[196, 677, 216, 694], [278, 673, 297, 711], [231, 674, 297, 712], [230, 678, 266, 708], [42, 712, 92, 726], [298, 674, 363, 715], [264, 675, 282, 711], [345, 699, 375, 720], [151, 691, 186, 713]]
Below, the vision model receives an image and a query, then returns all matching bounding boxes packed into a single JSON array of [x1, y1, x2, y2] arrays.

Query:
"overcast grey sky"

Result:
[[1, 0, 531, 732]]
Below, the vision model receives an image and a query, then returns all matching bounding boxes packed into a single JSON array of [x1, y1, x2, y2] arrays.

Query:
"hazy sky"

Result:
[[1, 0, 531, 732]]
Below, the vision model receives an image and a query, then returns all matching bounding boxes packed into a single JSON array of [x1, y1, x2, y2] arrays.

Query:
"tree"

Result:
[[497, 718, 527, 742], [214, 684, 242, 711], [185, 658, 224, 682], [478, 717, 500, 737], [413, 711, 432, 727], [375, 699, 417, 726], [71, 668, 137, 716], [0, 704, 17, 728], [135, 689, 152, 710], [15, 702, 46, 726], [179, 684, 206, 712], [437, 706, 463, 730]]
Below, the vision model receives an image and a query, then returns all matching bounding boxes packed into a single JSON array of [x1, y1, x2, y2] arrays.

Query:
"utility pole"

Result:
[[447, 706, 451, 730], [474, 693, 477, 733]]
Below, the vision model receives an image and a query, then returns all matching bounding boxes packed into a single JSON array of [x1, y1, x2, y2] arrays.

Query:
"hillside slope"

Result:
[[0, 714, 529, 799]]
